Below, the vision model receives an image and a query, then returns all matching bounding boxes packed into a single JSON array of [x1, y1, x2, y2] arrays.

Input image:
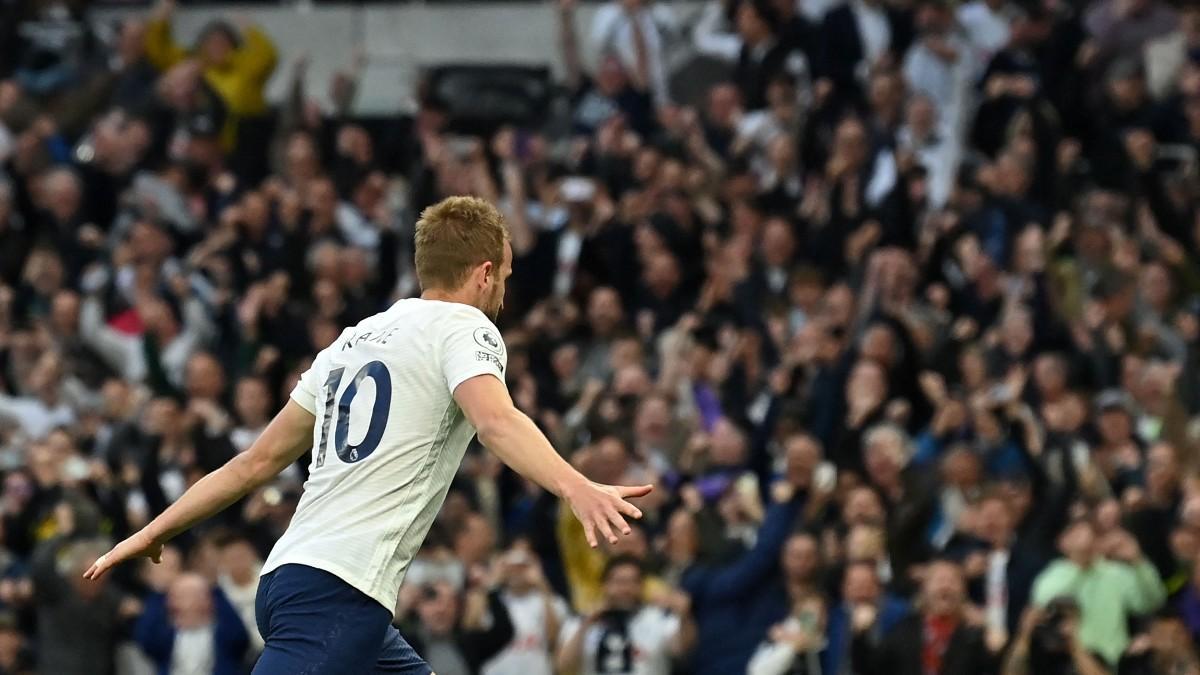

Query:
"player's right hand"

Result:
[[82, 529, 164, 580], [564, 480, 653, 548]]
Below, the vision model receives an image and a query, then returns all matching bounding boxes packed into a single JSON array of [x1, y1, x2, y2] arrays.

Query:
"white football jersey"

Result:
[[260, 298, 508, 613], [558, 607, 680, 675], [481, 591, 571, 675]]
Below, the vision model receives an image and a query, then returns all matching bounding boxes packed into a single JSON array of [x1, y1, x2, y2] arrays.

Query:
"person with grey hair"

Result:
[[862, 422, 915, 487], [863, 423, 914, 465], [19, 165, 107, 284], [861, 422, 940, 592], [29, 535, 141, 675], [862, 423, 918, 499]]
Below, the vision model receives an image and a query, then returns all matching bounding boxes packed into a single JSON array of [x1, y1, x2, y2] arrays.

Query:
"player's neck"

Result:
[[421, 288, 480, 311]]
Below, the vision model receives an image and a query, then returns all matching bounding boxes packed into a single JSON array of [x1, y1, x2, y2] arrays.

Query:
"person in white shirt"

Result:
[[957, 0, 1020, 76], [481, 545, 570, 675], [590, 0, 678, 105], [134, 572, 249, 675], [733, 73, 805, 163], [1144, 3, 1200, 99], [896, 94, 961, 209], [87, 196, 653, 675], [0, 350, 75, 440], [904, 0, 973, 143], [747, 592, 826, 675], [79, 286, 214, 389], [556, 555, 695, 675], [851, 0, 892, 70]]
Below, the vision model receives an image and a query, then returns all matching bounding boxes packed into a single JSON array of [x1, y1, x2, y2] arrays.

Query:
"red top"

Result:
[[921, 614, 958, 675]]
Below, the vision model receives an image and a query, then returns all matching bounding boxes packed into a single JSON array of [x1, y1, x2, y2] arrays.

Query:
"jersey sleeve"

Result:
[[289, 360, 322, 414], [440, 309, 508, 394], [289, 330, 346, 414]]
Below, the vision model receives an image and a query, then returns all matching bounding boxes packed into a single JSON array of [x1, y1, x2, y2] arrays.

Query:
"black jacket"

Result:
[[852, 613, 999, 675], [734, 40, 797, 110], [817, 4, 913, 99]]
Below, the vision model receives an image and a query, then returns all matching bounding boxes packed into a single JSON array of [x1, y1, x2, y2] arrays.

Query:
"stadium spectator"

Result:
[[823, 559, 911, 675], [956, 0, 1018, 74], [1000, 601, 1109, 675], [480, 544, 569, 675], [680, 476, 804, 675], [816, 0, 909, 102], [556, 554, 694, 675], [30, 536, 141, 675], [746, 589, 825, 675], [0, 612, 32, 675], [213, 533, 263, 655], [1032, 519, 1166, 665], [143, 0, 276, 151], [589, 0, 677, 105], [133, 571, 248, 675], [692, 0, 808, 109], [400, 573, 516, 675], [1117, 610, 1200, 675], [852, 559, 1000, 674]]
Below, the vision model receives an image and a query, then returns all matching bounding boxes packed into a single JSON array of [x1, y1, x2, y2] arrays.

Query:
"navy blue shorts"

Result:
[[253, 564, 432, 675]]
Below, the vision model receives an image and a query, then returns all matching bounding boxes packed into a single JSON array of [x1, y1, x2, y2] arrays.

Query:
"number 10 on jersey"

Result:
[[314, 360, 393, 468]]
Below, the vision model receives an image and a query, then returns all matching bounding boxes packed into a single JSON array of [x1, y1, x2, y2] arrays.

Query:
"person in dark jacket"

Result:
[[817, 0, 913, 102], [404, 578, 515, 675], [730, 0, 803, 110], [1116, 611, 1200, 675], [1002, 601, 1110, 675], [853, 559, 1001, 675], [950, 492, 1051, 637], [134, 572, 249, 675], [681, 485, 804, 675], [823, 560, 911, 675]]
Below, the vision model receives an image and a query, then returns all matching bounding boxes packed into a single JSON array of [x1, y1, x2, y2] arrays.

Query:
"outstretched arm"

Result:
[[84, 400, 315, 579], [454, 374, 651, 547], [143, 0, 187, 71], [685, 497, 801, 602]]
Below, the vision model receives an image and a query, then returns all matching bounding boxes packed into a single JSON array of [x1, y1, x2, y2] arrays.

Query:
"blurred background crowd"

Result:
[[3, 0, 1200, 672]]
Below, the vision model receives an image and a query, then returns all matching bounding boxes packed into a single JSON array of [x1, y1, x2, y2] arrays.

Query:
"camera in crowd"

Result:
[[1029, 596, 1082, 673]]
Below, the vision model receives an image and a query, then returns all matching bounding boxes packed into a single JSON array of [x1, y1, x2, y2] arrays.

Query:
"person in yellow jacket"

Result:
[[557, 500, 671, 614], [143, 0, 277, 150]]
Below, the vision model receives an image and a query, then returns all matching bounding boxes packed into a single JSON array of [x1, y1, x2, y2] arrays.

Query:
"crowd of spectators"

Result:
[[3, 0, 1200, 672]]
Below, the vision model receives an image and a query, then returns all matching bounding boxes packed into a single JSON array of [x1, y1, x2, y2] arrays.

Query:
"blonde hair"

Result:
[[414, 196, 509, 291]]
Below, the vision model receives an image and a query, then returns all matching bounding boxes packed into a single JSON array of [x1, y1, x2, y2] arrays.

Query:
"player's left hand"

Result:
[[82, 529, 164, 580], [564, 480, 653, 548]]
